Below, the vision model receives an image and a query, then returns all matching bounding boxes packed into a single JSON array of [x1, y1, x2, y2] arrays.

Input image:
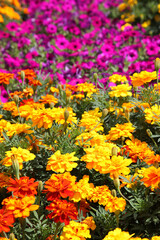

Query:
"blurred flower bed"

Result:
[[0, 1, 160, 240]]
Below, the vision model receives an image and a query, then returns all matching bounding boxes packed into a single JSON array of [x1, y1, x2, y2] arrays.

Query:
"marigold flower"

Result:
[[47, 150, 78, 173], [101, 155, 132, 178], [103, 228, 134, 240], [109, 84, 132, 98], [7, 176, 38, 197], [130, 71, 157, 87], [2, 196, 39, 218], [109, 74, 128, 83], [144, 104, 160, 125], [71, 175, 94, 202], [79, 108, 103, 132], [43, 172, 76, 201], [106, 122, 135, 141], [82, 216, 96, 231], [46, 199, 78, 225], [60, 220, 92, 240], [141, 166, 160, 190], [39, 94, 58, 105], [0, 208, 15, 233], [0, 73, 14, 85], [0, 173, 10, 188], [77, 82, 97, 97], [1, 147, 36, 169]]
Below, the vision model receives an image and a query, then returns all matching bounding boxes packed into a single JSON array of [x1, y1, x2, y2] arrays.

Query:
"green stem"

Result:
[[117, 187, 137, 211], [156, 70, 159, 107], [1, 231, 8, 238], [54, 222, 61, 240]]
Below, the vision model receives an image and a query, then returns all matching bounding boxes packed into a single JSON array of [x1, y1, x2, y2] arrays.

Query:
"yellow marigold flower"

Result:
[[141, 166, 160, 190], [118, 3, 127, 11], [121, 23, 132, 31], [144, 104, 160, 125], [103, 228, 134, 240], [77, 82, 98, 98], [70, 175, 94, 202], [1, 147, 35, 169], [81, 145, 111, 173], [75, 131, 107, 148], [39, 94, 58, 104], [105, 196, 126, 213], [2, 196, 39, 218], [79, 108, 103, 132], [130, 71, 157, 87], [106, 122, 135, 141], [50, 86, 59, 94], [60, 220, 92, 240], [152, 237, 160, 240], [53, 107, 77, 125], [141, 20, 151, 28], [46, 150, 78, 173], [6, 123, 33, 137], [109, 84, 132, 98], [102, 155, 132, 178], [109, 74, 128, 83]]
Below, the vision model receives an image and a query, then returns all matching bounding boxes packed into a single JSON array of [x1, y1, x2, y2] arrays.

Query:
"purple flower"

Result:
[[46, 24, 57, 34]]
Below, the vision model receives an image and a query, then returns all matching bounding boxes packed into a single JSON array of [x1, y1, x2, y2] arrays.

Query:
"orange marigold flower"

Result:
[[39, 94, 58, 105], [82, 216, 96, 231], [0, 173, 10, 188], [43, 172, 76, 201], [141, 166, 160, 190], [130, 71, 157, 87], [28, 79, 42, 86], [23, 87, 34, 97], [0, 73, 14, 85], [106, 122, 135, 141], [0, 208, 15, 233], [123, 138, 154, 163], [2, 196, 39, 218], [46, 150, 78, 173], [1, 147, 36, 169], [2, 101, 17, 112], [46, 199, 78, 225], [18, 69, 36, 81], [7, 176, 38, 197]]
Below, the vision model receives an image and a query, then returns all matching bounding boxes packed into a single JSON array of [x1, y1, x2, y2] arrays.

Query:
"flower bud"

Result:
[[50, 102, 54, 109], [102, 108, 108, 119], [113, 177, 120, 189], [146, 129, 152, 138], [9, 233, 15, 240], [38, 181, 43, 195], [111, 189, 117, 197], [155, 58, 160, 72], [13, 94, 19, 105], [11, 155, 19, 179], [64, 109, 69, 122], [112, 147, 118, 156], [21, 71, 25, 81], [93, 73, 98, 83]]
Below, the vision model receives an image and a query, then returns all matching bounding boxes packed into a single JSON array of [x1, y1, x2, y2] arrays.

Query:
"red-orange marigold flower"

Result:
[[7, 176, 39, 197], [0, 208, 15, 233], [46, 199, 78, 225]]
